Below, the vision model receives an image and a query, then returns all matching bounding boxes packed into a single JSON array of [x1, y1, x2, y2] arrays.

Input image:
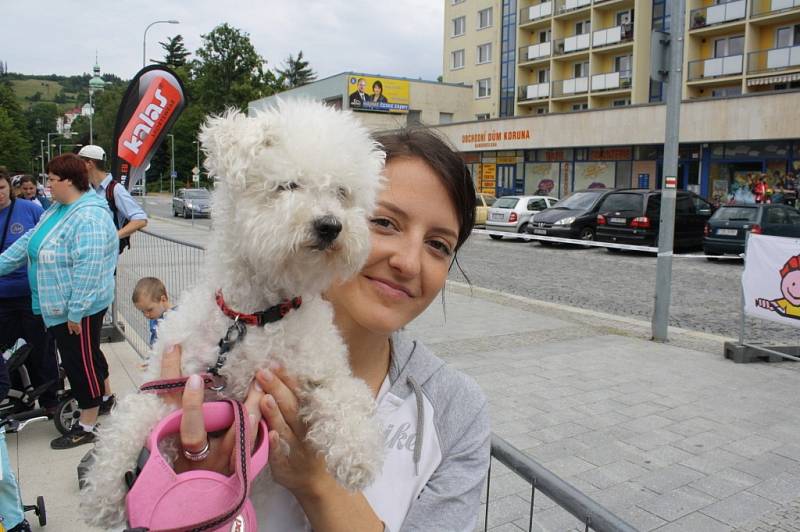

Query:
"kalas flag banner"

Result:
[[743, 233, 800, 328], [111, 65, 186, 190]]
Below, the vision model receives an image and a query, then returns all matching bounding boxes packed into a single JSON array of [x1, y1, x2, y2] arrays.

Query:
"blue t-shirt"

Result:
[[0, 199, 44, 299], [27, 203, 72, 314]]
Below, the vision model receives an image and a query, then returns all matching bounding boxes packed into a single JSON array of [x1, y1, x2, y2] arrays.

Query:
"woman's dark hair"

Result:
[[18, 175, 37, 187], [374, 128, 476, 253], [47, 153, 90, 191], [372, 80, 383, 92]]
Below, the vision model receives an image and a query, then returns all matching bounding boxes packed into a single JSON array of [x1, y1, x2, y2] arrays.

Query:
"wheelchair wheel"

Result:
[[54, 395, 80, 435], [36, 496, 46, 526]]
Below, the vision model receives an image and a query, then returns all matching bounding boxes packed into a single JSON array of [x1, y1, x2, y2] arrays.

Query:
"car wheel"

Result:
[[518, 223, 529, 235], [183, 207, 189, 218], [490, 234, 503, 240], [173, 208, 178, 217], [579, 227, 594, 241]]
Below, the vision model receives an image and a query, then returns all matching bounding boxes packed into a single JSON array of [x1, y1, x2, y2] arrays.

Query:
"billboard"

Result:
[[347, 75, 409, 114]]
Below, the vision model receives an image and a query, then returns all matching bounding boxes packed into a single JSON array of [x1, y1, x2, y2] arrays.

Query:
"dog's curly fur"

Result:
[[80, 100, 386, 528]]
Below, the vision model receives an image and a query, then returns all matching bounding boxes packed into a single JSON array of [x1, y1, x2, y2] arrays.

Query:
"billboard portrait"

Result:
[[347, 75, 409, 113]]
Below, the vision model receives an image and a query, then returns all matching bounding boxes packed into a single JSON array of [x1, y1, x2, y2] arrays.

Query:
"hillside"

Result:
[[10, 78, 83, 113]]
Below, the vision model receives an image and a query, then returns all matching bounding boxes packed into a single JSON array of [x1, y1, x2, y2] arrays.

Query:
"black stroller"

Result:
[[0, 415, 48, 530]]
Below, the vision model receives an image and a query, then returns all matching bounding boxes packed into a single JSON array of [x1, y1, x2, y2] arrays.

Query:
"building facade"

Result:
[[439, 0, 800, 202]]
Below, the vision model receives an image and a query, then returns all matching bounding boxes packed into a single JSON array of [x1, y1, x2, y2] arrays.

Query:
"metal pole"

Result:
[[652, 0, 686, 342], [143, 20, 179, 68], [40, 140, 45, 176], [169, 134, 175, 196], [89, 90, 94, 144]]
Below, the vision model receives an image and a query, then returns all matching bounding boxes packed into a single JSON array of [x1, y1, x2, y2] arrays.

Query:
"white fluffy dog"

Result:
[[81, 100, 386, 527]]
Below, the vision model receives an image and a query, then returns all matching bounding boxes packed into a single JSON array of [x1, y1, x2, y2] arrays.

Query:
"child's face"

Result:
[[135, 295, 170, 320]]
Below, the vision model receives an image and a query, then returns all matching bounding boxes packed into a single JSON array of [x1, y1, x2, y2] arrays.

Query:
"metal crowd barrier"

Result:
[[111, 228, 636, 531]]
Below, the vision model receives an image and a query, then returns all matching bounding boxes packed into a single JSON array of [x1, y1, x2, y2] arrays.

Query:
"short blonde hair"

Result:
[[132, 277, 168, 304]]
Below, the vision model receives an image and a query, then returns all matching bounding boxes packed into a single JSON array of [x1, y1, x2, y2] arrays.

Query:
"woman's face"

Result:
[[48, 173, 73, 203], [0, 179, 10, 208], [327, 157, 460, 336], [373, 84, 382, 96], [21, 181, 37, 199]]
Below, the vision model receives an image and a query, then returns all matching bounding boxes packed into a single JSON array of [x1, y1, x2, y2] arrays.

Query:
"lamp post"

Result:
[[46, 132, 60, 161], [39, 140, 45, 176], [192, 140, 201, 186], [88, 90, 94, 144], [143, 20, 179, 67], [168, 134, 175, 196]]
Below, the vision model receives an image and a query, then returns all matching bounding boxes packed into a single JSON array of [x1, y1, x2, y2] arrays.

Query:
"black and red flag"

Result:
[[111, 65, 186, 190]]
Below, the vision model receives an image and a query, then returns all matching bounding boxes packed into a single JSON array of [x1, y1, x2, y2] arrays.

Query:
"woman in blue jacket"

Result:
[[0, 154, 118, 450]]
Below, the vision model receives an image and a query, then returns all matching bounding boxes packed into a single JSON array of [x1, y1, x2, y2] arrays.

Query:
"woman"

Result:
[[0, 173, 60, 415], [371, 80, 389, 104], [0, 153, 118, 450], [160, 129, 489, 531], [18, 174, 51, 209]]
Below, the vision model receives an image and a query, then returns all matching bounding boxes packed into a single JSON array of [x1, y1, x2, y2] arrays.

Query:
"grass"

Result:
[[10, 79, 82, 112]]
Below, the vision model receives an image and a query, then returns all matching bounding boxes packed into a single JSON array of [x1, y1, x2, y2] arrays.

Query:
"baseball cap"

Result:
[[78, 145, 106, 161]]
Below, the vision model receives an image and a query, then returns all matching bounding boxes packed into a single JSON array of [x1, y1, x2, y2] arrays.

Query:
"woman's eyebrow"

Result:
[[377, 200, 458, 240]]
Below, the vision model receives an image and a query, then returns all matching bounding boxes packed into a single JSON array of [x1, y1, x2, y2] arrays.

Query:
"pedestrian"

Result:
[[0, 172, 60, 415], [155, 128, 490, 531], [17, 175, 50, 210], [132, 277, 174, 348], [0, 153, 118, 450], [754, 174, 768, 204], [78, 145, 147, 254]]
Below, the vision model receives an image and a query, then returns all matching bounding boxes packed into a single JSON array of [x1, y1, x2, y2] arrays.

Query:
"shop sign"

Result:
[[496, 156, 517, 164], [460, 128, 532, 150], [590, 147, 633, 161], [638, 173, 650, 188], [480, 164, 496, 194]]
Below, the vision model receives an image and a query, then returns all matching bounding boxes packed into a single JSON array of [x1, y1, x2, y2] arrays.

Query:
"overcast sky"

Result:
[[2, 1, 444, 81]]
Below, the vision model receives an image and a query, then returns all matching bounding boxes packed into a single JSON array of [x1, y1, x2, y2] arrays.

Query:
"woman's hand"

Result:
[[159, 345, 265, 475], [255, 365, 332, 498], [67, 321, 81, 335]]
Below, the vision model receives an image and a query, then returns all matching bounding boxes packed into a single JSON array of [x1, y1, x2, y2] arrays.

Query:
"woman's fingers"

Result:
[[160, 345, 183, 407], [180, 374, 208, 453], [256, 367, 305, 437], [244, 379, 265, 450], [259, 392, 297, 453]]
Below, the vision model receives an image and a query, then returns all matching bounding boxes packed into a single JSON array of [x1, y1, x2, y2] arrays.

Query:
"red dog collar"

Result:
[[215, 290, 302, 326]]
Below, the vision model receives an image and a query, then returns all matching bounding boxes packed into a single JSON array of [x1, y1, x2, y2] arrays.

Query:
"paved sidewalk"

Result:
[[8, 272, 800, 531]]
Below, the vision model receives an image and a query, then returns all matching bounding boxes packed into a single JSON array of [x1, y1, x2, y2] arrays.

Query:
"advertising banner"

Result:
[[743, 234, 800, 328], [111, 65, 186, 190], [347, 75, 409, 113]]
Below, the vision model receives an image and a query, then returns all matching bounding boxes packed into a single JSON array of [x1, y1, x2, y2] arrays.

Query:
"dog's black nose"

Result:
[[314, 215, 342, 244]]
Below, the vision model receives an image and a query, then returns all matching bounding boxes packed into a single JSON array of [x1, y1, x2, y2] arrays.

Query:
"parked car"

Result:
[[172, 188, 212, 218], [595, 189, 713, 250], [475, 193, 496, 226], [703, 203, 800, 258], [486, 195, 559, 239], [131, 184, 144, 196], [526, 188, 614, 243]]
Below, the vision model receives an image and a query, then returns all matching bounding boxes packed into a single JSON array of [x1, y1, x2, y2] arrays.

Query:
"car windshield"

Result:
[[494, 197, 520, 209], [712, 206, 757, 222], [185, 190, 210, 199], [555, 192, 601, 210]]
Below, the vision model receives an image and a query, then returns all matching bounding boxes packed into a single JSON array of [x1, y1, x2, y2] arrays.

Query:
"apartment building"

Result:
[[440, 0, 800, 202]]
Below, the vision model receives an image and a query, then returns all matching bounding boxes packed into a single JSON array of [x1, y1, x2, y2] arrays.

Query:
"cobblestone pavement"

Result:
[[449, 235, 800, 344]]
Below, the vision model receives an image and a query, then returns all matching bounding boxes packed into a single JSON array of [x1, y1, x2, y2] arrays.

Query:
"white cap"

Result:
[[77, 145, 106, 161]]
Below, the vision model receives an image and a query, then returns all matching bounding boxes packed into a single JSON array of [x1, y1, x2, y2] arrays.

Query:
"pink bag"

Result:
[[125, 399, 269, 532]]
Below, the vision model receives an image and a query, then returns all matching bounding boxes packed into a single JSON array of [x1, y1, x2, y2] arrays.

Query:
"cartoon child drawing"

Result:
[[756, 254, 800, 320]]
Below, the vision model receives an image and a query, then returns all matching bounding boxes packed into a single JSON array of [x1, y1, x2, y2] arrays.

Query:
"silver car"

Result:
[[172, 188, 212, 218], [486, 195, 559, 239]]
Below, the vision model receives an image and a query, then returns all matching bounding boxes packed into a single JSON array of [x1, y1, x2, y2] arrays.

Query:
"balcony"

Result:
[[687, 54, 744, 80], [747, 45, 800, 73], [590, 70, 632, 91], [552, 76, 589, 97], [518, 83, 551, 101], [519, 42, 552, 63], [592, 23, 634, 49], [519, 1, 553, 25], [558, 0, 591, 15], [554, 34, 591, 55], [751, 0, 800, 17], [689, 0, 746, 29]]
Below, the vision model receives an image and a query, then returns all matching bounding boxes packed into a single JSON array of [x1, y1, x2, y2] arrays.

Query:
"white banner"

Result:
[[743, 234, 800, 328]]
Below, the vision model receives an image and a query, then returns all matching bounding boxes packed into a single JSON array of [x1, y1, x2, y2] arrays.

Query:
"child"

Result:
[[131, 277, 173, 349]]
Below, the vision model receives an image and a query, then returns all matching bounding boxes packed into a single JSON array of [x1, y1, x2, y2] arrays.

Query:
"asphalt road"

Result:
[[138, 194, 212, 229], [449, 233, 800, 343]]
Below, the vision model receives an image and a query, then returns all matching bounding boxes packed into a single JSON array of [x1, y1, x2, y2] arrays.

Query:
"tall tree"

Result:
[[276, 51, 316, 89], [158, 35, 191, 69], [25, 102, 59, 154], [0, 108, 32, 171], [0, 81, 31, 163], [192, 23, 278, 113]]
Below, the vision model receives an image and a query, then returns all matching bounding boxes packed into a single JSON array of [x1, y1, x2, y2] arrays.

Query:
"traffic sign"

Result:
[[170, 171, 178, 178], [665, 176, 677, 189]]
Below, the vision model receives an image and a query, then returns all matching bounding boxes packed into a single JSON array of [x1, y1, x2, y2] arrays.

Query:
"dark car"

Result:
[[595, 189, 713, 250], [526, 188, 614, 243], [703, 203, 800, 257]]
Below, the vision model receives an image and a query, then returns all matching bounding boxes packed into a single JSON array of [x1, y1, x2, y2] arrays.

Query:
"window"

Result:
[[539, 30, 551, 43], [612, 99, 631, 107], [571, 102, 589, 111], [477, 78, 492, 98], [575, 20, 591, 35], [451, 0, 465, 4], [439, 112, 454, 124], [452, 16, 466, 37], [478, 8, 493, 29], [616, 10, 633, 26], [537, 68, 550, 83], [536, 107, 548, 115], [710, 86, 742, 98], [451, 49, 465, 69], [477, 43, 492, 64], [776, 25, 800, 48], [614, 55, 631, 74], [476, 113, 490, 120], [601, 193, 643, 212], [527, 198, 548, 211], [573, 61, 589, 78], [714, 35, 744, 57]]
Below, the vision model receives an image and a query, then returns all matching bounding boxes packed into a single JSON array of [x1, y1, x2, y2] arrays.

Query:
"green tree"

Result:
[[0, 81, 31, 162], [192, 23, 278, 113], [276, 50, 316, 89], [0, 108, 32, 171], [158, 35, 191, 69], [25, 102, 59, 152]]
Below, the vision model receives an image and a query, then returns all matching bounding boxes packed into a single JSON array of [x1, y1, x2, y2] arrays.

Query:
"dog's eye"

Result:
[[337, 187, 349, 200], [277, 182, 300, 192]]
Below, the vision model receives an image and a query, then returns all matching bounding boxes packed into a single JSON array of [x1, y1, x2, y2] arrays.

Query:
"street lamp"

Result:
[[39, 140, 45, 176], [168, 134, 176, 195], [143, 20, 179, 67], [46, 132, 60, 161]]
